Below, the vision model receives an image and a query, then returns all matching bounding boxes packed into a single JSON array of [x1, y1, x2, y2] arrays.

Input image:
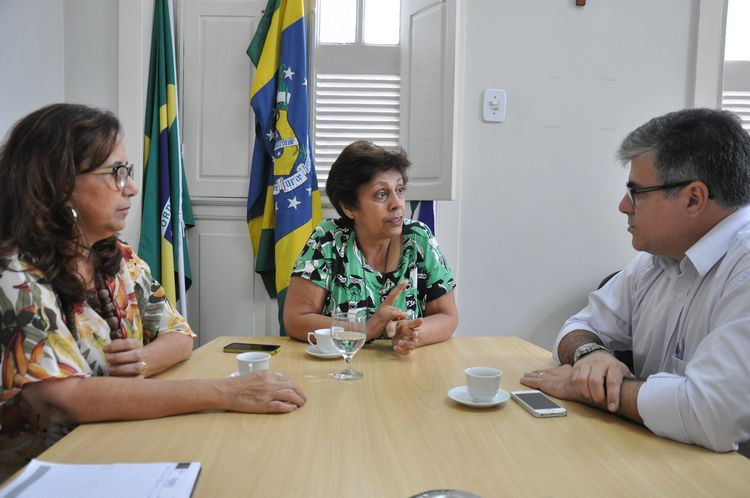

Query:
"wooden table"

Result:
[[36, 337, 750, 497]]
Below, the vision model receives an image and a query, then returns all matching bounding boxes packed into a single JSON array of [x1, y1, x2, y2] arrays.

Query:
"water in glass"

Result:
[[331, 310, 367, 380]]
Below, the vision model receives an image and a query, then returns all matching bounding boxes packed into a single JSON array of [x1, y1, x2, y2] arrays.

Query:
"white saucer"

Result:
[[448, 386, 510, 408], [305, 345, 341, 359]]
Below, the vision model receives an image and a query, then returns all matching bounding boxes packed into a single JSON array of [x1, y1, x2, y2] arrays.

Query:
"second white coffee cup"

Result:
[[465, 367, 502, 402], [307, 328, 339, 354], [237, 352, 271, 375]]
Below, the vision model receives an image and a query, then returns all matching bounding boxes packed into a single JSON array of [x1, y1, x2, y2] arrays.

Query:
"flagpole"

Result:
[[167, 0, 188, 319]]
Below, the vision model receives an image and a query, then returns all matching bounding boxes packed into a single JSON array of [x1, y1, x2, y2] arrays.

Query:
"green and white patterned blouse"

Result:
[[291, 218, 455, 321]]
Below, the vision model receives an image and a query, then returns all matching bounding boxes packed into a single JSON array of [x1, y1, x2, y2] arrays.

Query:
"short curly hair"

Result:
[[326, 141, 411, 226]]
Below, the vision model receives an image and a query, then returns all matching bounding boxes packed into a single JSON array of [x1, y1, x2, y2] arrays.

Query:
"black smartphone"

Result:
[[222, 342, 281, 354]]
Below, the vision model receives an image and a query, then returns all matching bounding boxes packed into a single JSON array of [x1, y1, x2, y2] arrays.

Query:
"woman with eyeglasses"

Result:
[[0, 104, 305, 477]]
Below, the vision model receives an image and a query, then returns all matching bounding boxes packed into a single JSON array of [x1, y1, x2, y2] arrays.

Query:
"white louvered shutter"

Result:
[[722, 90, 750, 131], [721, 3, 750, 133], [310, 0, 460, 200], [313, 73, 401, 187]]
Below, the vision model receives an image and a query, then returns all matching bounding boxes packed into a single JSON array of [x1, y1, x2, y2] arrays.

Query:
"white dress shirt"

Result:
[[555, 207, 750, 452]]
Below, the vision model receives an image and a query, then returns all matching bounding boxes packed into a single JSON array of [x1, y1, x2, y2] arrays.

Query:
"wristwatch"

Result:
[[573, 342, 609, 364]]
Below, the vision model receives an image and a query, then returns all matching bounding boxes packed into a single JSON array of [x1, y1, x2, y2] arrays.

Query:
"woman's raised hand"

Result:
[[367, 279, 409, 339]]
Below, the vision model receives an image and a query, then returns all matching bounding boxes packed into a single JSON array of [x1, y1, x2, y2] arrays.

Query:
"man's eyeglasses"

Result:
[[88, 163, 135, 191], [625, 180, 694, 205]]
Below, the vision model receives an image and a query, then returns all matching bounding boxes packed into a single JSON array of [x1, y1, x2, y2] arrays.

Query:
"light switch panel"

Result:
[[483, 88, 506, 122]]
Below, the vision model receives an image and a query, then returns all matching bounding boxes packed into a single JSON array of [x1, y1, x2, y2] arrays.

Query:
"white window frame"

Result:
[[308, 0, 463, 202], [721, 0, 750, 131], [308, 0, 401, 198], [693, 0, 727, 108]]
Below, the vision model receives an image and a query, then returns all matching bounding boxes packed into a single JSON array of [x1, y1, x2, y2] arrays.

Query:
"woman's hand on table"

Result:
[[104, 338, 148, 377], [366, 279, 409, 339], [225, 369, 307, 413], [387, 318, 423, 355]]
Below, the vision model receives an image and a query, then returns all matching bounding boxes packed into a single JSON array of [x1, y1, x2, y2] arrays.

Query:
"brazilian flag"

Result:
[[246, 0, 322, 317], [139, 0, 194, 309]]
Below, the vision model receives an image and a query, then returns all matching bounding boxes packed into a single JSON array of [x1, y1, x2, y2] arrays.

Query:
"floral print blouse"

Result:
[[291, 218, 455, 321], [0, 242, 194, 475]]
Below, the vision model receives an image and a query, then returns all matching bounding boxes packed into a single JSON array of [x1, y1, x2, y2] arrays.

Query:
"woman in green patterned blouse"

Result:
[[0, 104, 306, 476], [285, 141, 458, 355]]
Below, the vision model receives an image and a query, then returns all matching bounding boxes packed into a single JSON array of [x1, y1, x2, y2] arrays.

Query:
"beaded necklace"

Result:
[[93, 273, 126, 340], [64, 272, 125, 341]]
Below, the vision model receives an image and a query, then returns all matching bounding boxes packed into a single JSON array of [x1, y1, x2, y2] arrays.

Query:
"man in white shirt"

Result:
[[522, 108, 750, 453]]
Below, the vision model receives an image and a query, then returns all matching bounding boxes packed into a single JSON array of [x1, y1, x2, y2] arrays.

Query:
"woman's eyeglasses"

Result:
[[88, 163, 135, 191]]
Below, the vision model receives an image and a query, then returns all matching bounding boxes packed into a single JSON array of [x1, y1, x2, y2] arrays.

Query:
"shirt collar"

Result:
[[679, 206, 750, 276]]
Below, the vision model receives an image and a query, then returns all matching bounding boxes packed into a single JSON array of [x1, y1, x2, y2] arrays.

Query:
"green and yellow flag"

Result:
[[246, 0, 322, 313], [139, 0, 194, 311]]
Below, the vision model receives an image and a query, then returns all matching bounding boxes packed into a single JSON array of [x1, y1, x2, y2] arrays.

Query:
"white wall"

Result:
[[0, 0, 130, 239], [64, 0, 118, 112], [0, 0, 118, 138], [451, 0, 699, 348], [0, 0, 65, 136]]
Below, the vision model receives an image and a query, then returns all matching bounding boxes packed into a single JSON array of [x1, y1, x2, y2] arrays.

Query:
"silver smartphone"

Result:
[[511, 390, 567, 417]]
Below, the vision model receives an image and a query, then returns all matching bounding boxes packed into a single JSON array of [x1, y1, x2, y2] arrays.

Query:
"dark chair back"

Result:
[[739, 441, 750, 459]]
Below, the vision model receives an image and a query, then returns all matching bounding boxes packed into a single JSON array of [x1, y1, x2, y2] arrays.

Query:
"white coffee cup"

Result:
[[465, 367, 502, 402], [307, 328, 339, 354], [236, 352, 271, 375]]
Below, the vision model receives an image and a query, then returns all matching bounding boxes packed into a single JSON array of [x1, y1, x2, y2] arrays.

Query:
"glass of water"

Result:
[[330, 310, 367, 380]]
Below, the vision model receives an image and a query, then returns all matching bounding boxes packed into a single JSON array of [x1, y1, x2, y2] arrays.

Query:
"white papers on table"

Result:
[[0, 459, 201, 498]]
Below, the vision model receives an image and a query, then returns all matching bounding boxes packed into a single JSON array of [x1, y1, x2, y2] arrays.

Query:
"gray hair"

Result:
[[617, 108, 750, 208]]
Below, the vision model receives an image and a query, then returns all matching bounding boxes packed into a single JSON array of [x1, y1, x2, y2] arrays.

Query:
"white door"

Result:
[[178, 0, 280, 344]]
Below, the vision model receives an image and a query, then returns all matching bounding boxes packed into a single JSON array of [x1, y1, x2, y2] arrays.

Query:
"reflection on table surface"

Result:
[[38, 336, 750, 497]]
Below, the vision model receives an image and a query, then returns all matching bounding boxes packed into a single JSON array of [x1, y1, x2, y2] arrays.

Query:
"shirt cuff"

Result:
[[637, 373, 691, 444]]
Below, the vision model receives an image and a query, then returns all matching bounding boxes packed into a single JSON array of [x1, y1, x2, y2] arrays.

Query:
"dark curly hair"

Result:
[[326, 140, 411, 227], [0, 103, 124, 306]]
